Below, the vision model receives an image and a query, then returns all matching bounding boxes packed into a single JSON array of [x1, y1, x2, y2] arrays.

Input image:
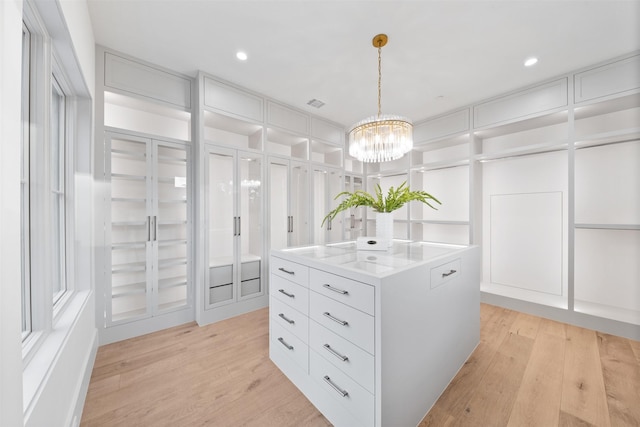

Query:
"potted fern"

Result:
[[322, 181, 441, 245]]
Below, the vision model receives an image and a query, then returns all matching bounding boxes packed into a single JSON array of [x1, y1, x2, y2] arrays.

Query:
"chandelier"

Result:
[[348, 34, 413, 163]]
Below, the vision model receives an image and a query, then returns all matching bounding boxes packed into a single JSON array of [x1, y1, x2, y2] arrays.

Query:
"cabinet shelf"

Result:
[[475, 141, 568, 162], [158, 238, 187, 247], [112, 282, 146, 297], [111, 149, 146, 159], [412, 158, 469, 172], [111, 221, 146, 227], [111, 308, 148, 323], [412, 220, 470, 226], [158, 276, 187, 289], [112, 241, 146, 250], [157, 155, 187, 164], [158, 199, 187, 204], [112, 261, 146, 273], [158, 257, 187, 268], [112, 173, 145, 181], [112, 197, 146, 203], [575, 223, 640, 231], [574, 128, 640, 149], [158, 220, 187, 226]]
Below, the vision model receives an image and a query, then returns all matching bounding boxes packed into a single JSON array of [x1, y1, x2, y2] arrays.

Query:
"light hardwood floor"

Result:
[[82, 304, 640, 426]]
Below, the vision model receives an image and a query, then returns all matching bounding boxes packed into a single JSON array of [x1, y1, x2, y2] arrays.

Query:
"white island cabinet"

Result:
[[269, 241, 480, 427]]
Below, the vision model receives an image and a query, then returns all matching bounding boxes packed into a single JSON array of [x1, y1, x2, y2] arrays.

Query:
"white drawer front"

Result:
[[310, 350, 374, 427], [271, 256, 309, 287], [310, 292, 374, 355], [271, 320, 308, 372], [430, 258, 461, 289], [270, 296, 309, 343], [270, 274, 309, 315], [310, 321, 374, 393], [310, 269, 374, 315]]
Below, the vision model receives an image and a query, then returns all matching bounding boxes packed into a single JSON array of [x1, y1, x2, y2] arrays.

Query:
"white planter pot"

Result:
[[376, 212, 394, 246]]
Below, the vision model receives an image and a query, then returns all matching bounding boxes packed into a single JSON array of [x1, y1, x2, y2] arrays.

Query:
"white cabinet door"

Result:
[[206, 145, 264, 308], [313, 166, 343, 244], [105, 132, 191, 325], [268, 157, 310, 249]]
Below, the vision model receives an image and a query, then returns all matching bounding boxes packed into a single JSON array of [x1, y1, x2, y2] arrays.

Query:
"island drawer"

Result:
[[430, 257, 461, 289], [310, 269, 374, 315], [310, 320, 374, 393], [310, 350, 374, 427], [271, 256, 309, 287], [310, 292, 374, 355], [271, 320, 309, 372], [270, 295, 309, 342], [271, 274, 309, 315]]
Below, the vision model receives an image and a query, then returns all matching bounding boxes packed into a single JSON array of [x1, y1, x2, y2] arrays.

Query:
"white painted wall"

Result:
[[1, 1, 97, 426], [0, 1, 26, 426]]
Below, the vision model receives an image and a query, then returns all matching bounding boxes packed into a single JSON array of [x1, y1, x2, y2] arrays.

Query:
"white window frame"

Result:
[[21, 0, 76, 361]]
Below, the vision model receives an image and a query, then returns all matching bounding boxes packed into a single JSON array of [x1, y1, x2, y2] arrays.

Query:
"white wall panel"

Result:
[[574, 54, 640, 103], [490, 192, 563, 295], [575, 229, 640, 318], [575, 140, 640, 224]]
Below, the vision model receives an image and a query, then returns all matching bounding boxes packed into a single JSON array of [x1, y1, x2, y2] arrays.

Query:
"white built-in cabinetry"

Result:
[[270, 241, 480, 427], [205, 146, 264, 309], [97, 49, 194, 343], [399, 52, 639, 334], [104, 131, 192, 326], [197, 72, 348, 325]]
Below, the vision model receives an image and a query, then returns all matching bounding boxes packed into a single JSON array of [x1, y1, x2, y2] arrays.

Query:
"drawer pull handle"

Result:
[[323, 375, 349, 397], [323, 284, 349, 295], [277, 337, 294, 351], [278, 289, 295, 298], [442, 269, 457, 278], [278, 267, 295, 275], [278, 313, 295, 324], [323, 344, 348, 362], [323, 312, 349, 326]]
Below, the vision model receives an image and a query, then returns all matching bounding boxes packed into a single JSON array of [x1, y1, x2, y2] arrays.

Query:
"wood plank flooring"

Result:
[[81, 304, 640, 427]]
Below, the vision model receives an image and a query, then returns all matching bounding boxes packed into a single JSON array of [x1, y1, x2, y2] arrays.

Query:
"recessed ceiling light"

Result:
[[236, 51, 248, 61], [524, 57, 538, 67]]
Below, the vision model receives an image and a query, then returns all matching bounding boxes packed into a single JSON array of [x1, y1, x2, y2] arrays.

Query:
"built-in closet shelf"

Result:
[[575, 223, 640, 230], [157, 239, 187, 246], [158, 277, 188, 288], [111, 149, 146, 159], [112, 173, 146, 180], [112, 261, 146, 273], [412, 158, 470, 172], [111, 283, 146, 297], [112, 308, 147, 324], [475, 141, 569, 162], [158, 258, 188, 268], [574, 300, 640, 326], [411, 220, 470, 226], [574, 128, 640, 149]]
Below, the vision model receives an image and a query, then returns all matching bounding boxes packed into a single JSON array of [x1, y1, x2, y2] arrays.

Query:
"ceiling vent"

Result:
[[307, 99, 325, 108]]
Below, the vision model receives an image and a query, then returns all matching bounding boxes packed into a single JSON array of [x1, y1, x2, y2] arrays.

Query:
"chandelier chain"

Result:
[[377, 45, 382, 118]]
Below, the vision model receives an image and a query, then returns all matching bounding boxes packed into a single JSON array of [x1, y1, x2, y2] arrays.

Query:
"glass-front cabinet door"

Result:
[[313, 166, 343, 244], [268, 157, 309, 249], [206, 145, 263, 308], [105, 132, 191, 325], [344, 175, 364, 240]]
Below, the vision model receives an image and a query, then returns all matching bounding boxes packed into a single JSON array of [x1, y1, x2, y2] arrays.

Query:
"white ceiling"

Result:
[[87, 0, 640, 128]]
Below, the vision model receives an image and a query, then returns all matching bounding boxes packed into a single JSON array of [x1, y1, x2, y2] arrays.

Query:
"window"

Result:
[[21, 4, 73, 347], [21, 23, 32, 339], [50, 74, 67, 304]]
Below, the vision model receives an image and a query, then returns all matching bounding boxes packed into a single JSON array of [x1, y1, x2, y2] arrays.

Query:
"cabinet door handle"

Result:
[[237, 217, 241, 236], [278, 267, 295, 275], [278, 313, 295, 324], [323, 312, 348, 326], [323, 375, 348, 397], [323, 284, 349, 295], [277, 337, 293, 351], [290, 216, 294, 233], [233, 216, 237, 236], [147, 216, 151, 241], [323, 343, 348, 362], [278, 289, 295, 298], [152, 216, 157, 241], [442, 269, 457, 278]]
